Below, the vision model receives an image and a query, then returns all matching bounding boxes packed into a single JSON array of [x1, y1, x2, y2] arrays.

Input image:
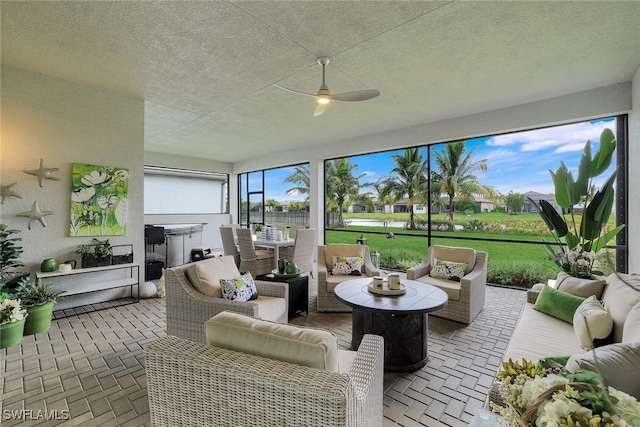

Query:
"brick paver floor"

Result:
[[1, 276, 525, 426]]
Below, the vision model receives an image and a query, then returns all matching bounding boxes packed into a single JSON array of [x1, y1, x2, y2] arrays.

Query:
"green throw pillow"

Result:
[[533, 285, 585, 324]]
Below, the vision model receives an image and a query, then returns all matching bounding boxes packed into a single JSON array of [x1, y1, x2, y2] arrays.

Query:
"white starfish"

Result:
[[24, 159, 60, 187], [1, 182, 22, 204], [16, 201, 54, 229]]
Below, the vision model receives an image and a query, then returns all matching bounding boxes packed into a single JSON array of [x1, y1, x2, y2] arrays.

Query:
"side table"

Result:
[[256, 274, 309, 320]]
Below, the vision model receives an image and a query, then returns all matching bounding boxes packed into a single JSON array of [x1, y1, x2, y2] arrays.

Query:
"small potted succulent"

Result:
[[0, 224, 30, 289], [0, 293, 28, 348], [15, 277, 64, 335], [76, 238, 113, 268]]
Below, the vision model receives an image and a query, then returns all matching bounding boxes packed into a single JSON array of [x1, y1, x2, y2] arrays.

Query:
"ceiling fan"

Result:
[[274, 57, 380, 117]]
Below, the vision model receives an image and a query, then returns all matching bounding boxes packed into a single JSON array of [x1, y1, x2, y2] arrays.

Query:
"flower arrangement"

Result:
[[0, 297, 28, 325], [551, 244, 603, 279], [492, 359, 640, 426]]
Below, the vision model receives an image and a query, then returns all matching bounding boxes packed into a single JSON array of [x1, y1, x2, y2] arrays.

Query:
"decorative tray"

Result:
[[270, 268, 302, 279], [367, 282, 407, 296]]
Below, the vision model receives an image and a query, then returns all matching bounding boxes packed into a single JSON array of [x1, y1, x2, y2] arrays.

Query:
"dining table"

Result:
[[252, 235, 295, 269]]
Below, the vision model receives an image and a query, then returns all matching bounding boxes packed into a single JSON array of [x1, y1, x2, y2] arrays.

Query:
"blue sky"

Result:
[[258, 117, 617, 202]]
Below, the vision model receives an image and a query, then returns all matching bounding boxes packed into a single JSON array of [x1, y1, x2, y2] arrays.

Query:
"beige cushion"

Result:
[[338, 349, 358, 374], [622, 301, 640, 343], [413, 275, 461, 300], [531, 283, 545, 292], [430, 245, 475, 274], [253, 295, 287, 322], [566, 342, 640, 399], [503, 303, 582, 362], [555, 272, 606, 299], [324, 244, 364, 270], [206, 311, 340, 372], [185, 256, 239, 297], [601, 273, 640, 342], [573, 296, 613, 350]]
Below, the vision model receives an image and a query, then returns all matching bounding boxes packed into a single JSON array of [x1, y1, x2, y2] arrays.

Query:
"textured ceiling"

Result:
[[2, 1, 640, 164]]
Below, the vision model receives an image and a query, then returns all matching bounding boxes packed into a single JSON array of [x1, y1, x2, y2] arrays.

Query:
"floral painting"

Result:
[[70, 163, 129, 236]]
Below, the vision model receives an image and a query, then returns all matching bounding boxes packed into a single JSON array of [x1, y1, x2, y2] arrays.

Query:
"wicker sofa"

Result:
[[165, 256, 288, 343], [406, 245, 488, 324], [317, 244, 381, 312], [146, 312, 385, 427]]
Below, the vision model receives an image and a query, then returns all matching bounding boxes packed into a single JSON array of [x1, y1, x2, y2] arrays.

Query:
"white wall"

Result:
[[0, 65, 145, 283]]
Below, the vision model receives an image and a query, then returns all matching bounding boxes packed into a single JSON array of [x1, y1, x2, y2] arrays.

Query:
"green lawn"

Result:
[[327, 212, 567, 287]]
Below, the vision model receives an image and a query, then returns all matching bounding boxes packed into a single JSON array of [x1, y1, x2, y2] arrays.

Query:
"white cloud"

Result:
[[485, 120, 615, 153], [362, 170, 376, 178]]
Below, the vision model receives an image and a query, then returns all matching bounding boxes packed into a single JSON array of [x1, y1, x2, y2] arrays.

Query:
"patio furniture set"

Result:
[[147, 239, 491, 425]]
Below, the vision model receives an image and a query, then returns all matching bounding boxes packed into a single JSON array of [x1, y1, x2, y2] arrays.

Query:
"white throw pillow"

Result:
[[622, 300, 640, 343], [573, 295, 613, 350]]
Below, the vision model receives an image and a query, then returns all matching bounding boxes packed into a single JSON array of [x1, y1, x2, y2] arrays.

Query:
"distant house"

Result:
[[523, 191, 560, 213]]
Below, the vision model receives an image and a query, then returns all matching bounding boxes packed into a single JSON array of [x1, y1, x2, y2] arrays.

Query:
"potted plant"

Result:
[[534, 128, 625, 278], [15, 277, 64, 335], [0, 294, 28, 348], [76, 238, 113, 268], [0, 224, 29, 289]]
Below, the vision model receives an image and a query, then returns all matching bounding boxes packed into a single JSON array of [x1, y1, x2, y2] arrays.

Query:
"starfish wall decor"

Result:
[[1, 182, 23, 204], [24, 159, 60, 187], [16, 201, 54, 230]]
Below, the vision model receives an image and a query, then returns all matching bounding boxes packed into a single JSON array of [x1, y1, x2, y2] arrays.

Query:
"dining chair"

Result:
[[236, 228, 275, 276], [279, 228, 317, 277], [219, 226, 240, 267]]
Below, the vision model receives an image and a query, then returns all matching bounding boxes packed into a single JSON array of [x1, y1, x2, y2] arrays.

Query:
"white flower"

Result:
[[609, 388, 640, 426], [0, 298, 28, 325], [81, 171, 111, 186], [97, 194, 118, 209], [114, 170, 128, 181], [71, 187, 96, 204]]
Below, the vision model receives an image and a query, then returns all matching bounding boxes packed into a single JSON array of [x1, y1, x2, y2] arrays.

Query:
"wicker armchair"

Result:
[[145, 333, 384, 427], [317, 244, 380, 312], [237, 227, 275, 276], [165, 256, 288, 343], [406, 245, 488, 324], [279, 228, 317, 277]]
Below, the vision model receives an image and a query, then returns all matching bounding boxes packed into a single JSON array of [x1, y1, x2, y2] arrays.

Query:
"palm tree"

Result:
[[325, 159, 367, 228], [379, 148, 428, 229], [283, 164, 310, 203], [370, 181, 397, 218], [431, 141, 493, 221]]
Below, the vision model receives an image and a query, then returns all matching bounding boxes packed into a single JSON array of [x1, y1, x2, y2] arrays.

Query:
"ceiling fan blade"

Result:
[[273, 84, 317, 99], [313, 104, 326, 117], [332, 89, 380, 102]]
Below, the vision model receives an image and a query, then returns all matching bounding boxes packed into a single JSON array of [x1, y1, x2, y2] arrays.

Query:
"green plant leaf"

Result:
[[539, 200, 568, 237], [590, 224, 625, 253], [551, 167, 570, 210], [591, 128, 616, 177], [581, 172, 616, 241], [566, 231, 579, 250], [574, 139, 592, 196]]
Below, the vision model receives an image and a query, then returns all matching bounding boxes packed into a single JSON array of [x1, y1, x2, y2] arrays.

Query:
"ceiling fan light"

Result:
[[317, 96, 331, 105]]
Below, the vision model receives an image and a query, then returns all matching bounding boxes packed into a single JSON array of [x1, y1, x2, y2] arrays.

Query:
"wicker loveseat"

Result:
[[165, 256, 288, 343], [317, 244, 381, 312], [146, 312, 385, 427]]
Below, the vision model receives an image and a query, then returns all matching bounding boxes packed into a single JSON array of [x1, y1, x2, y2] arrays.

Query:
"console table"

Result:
[[36, 263, 140, 317]]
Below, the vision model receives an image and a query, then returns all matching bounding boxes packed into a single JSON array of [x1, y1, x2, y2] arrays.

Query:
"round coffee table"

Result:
[[334, 277, 448, 372]]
